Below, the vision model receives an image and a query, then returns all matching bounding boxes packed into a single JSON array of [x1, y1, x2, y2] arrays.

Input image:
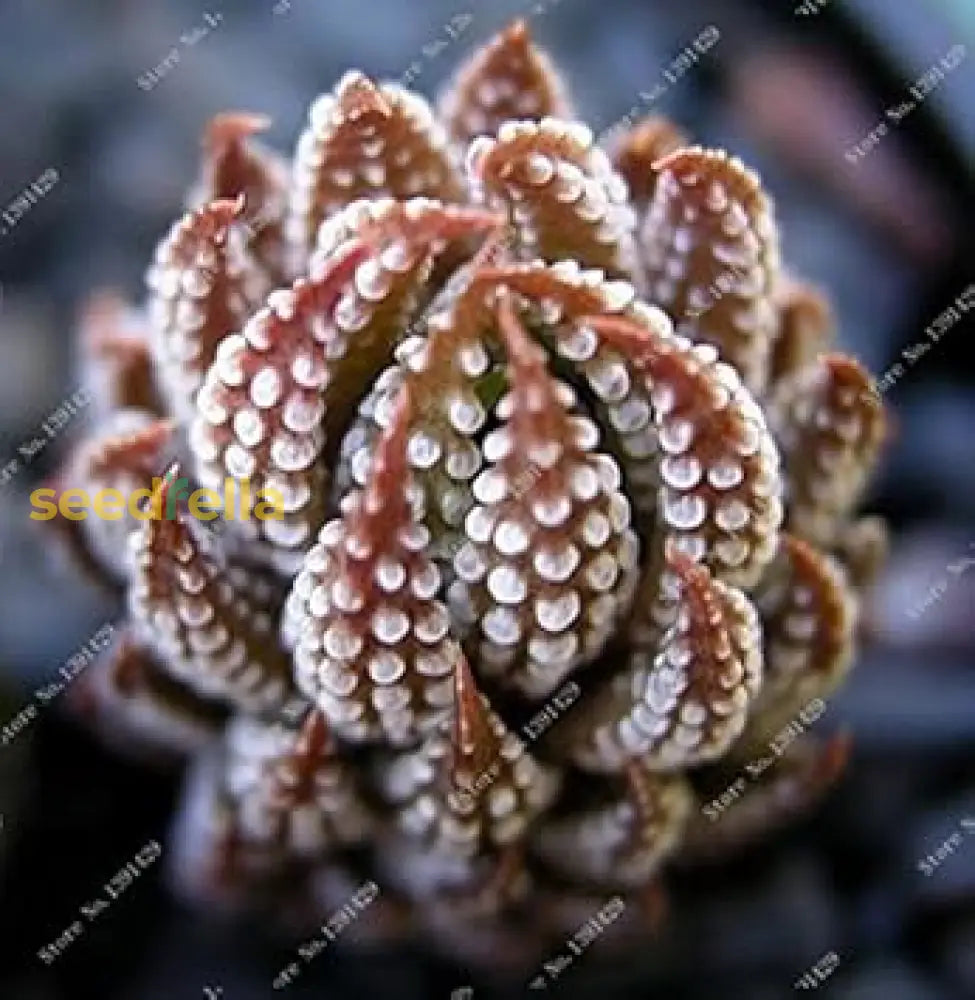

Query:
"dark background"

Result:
[[1, 0, 973, 997]]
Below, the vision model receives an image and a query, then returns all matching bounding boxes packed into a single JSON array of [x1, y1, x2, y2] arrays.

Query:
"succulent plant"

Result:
[[46, 19, 887, 965]]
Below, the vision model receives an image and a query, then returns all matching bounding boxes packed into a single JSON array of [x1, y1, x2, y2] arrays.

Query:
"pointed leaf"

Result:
[[468, 118, 639, 277], [287, 72, 465, 266], [147, 196, 271, 423], [439, 19, 572, 144], [641, 147, 780, 393], [128, 467, 296, 712]]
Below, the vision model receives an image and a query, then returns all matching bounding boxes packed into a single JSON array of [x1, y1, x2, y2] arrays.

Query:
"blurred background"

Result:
[[1, 0, 973, 997]]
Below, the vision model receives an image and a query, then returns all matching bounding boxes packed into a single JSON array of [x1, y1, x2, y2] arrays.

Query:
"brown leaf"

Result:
[[193, 111, 290, 281], [128, 466, 296, 712], [641, 147, 781, 393], [147, 196, 271, 423], [439, 20, 572, 145], [769, 352, 886, 546], [608, 114, 689, 208], [469, 118, 638, 277], [287, 72, 466, 266]]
